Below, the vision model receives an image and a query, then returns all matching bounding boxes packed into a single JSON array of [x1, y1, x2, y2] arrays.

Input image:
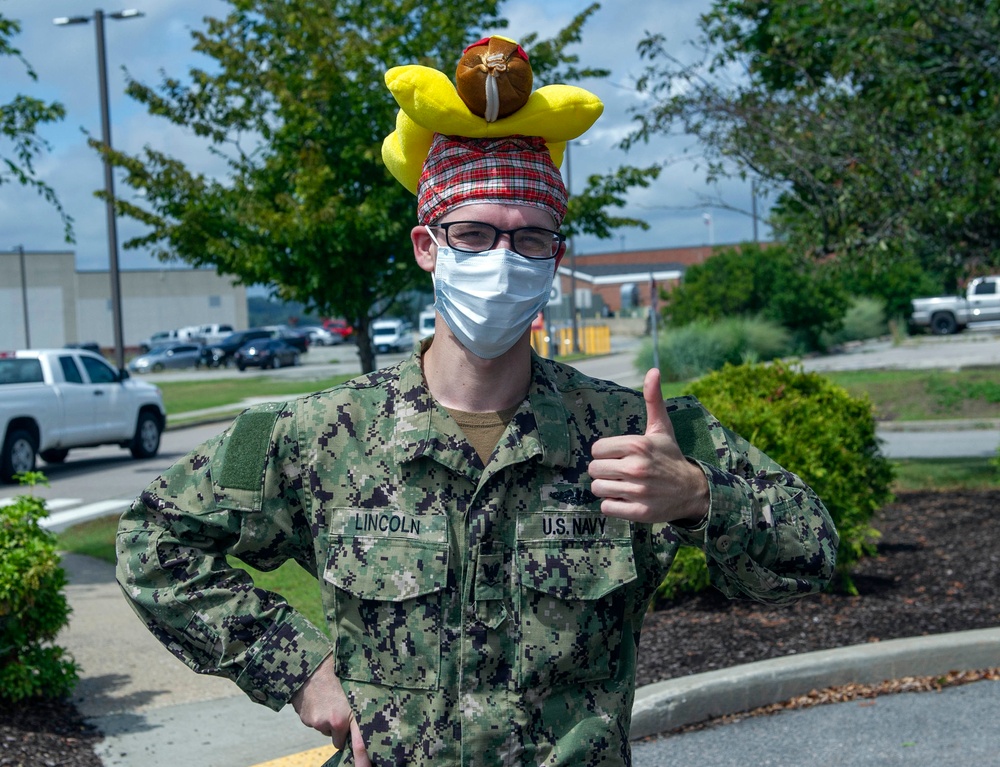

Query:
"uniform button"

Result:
[[251, 690, 267, 702], [715, 535, 733, 553]]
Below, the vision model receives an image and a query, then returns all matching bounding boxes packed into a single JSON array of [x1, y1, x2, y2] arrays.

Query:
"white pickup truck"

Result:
[[0, 349, 167, 483], [910, 275, 1000, 334]]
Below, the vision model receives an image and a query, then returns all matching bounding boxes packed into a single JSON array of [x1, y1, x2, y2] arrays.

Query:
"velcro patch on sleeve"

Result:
[[217, 409, 280, 491]]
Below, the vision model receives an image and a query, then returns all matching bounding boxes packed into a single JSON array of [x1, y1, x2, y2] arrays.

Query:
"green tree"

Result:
[[106, 1, 653, 372], [666, 242, 847, 351], [0, 14, 70, 239], [627, 0, 1000, 292]]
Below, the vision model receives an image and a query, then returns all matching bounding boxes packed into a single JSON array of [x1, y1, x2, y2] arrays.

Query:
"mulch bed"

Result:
[[2, 489, 997, 766], [635, 488, 1000, 686], [0, 696, 102, 767]]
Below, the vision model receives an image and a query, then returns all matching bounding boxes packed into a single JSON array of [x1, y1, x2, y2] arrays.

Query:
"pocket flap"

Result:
[[324, 509, 449, 601], [516, 539, 637, 601]]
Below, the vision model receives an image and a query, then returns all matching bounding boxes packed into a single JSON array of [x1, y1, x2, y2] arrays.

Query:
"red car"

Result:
[[323, 318, 354, 341]]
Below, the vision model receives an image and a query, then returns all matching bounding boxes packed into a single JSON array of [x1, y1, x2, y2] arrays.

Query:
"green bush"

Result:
[[819, 297, 888, 347], [677, 362, 894, 595], [656, 547, 711, 601], [637, 316, 792, 382], [0, 472, 79, 702], [664, 242, 849, 352]]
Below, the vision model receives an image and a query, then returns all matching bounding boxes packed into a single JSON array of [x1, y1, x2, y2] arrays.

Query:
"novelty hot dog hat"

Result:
[[381, 35, 604, 224]]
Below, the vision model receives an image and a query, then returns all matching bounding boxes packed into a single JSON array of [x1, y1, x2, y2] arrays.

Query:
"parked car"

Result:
[[909, 275, 1000, 335], [234, 339, 300, 371], [323, 318, 354, 342], [138, 327, 201, 353], [0, 348, 166, 482], [303, 326, 340, 346], [203, 329, 273, 367], [64, 341, 102, 355], [187, 323, 235, 346], [417, 309, 436, 340], [261, 325, 311, 353], [371, 318, 415, 354], [128, 343, 205, 374]]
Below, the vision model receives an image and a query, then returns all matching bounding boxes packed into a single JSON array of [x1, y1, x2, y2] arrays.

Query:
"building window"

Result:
[[209, 295, 221, 307]]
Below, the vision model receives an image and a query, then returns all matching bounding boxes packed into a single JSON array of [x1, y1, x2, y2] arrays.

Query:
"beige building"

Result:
[[1, 249, 247, 352]]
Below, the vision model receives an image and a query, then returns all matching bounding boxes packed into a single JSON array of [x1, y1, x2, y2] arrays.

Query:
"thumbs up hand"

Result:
[[588, 368, 709, 525]]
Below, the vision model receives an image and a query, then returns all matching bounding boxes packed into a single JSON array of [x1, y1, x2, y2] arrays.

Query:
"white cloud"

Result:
[[1, 0, 767, 273]]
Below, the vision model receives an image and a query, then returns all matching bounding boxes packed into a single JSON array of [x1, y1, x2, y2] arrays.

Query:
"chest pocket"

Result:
[[515, 509, 637, 690], [323, 509, 449, 690]]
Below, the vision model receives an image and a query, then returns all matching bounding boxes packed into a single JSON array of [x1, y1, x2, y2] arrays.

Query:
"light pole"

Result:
[[14, 245, 30, 348], [563, 140, 585, 354], [54, 9, 144, 370]]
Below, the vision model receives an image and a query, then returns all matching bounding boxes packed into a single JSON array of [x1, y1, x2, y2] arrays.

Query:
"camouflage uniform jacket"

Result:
[[117, 351, 837, 766]]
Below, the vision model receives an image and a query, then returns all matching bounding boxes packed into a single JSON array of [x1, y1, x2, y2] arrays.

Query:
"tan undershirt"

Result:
[[444, 404, 520, 464]]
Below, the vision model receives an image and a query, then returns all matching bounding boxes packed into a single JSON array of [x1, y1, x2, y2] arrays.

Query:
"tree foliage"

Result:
[[0, 14, 70, 239], [665, 242, 847, 351], [627, 0, 1000, 291], [107, 0, 510, 372], [106, 0, 652, 372]]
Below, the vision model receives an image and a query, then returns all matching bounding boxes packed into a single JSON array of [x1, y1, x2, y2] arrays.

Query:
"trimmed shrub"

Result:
[[820, 297, 888, 348], [637, 316, 792, 382], [670, 362, 894, 596], [0, 472, 79, 702], [656, 547, 711, 601]]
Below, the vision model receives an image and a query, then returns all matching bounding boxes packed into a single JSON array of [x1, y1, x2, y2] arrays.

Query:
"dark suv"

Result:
[[203, 329, 272, 367]]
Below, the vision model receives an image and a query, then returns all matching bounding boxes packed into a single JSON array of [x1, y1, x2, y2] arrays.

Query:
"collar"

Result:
[[391, 349, 573, 478]]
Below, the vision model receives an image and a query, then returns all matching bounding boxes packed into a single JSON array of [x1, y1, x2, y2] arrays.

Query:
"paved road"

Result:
[[632, 677, 1000, 767]]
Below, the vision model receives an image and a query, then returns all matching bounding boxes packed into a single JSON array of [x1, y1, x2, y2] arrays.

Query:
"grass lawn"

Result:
[[823, 367, 1000, 422], [159, 374, 354, 421], [663, 367, 1000, 422]]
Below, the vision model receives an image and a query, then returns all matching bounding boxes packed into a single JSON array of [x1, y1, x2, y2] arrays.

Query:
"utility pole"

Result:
[[649, 273, 659, 371], [15, 245, 30, 348], [564, 140, 581, 354]]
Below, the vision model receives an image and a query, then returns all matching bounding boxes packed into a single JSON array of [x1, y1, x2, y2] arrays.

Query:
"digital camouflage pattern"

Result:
[[116, 351, 837, 766]]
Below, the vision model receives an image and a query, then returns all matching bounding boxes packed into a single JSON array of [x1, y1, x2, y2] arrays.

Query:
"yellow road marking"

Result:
[[248, 745, 337, 767]]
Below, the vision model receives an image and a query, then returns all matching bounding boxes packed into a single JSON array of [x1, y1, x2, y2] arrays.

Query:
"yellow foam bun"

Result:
[[381, 64, 602, 194]]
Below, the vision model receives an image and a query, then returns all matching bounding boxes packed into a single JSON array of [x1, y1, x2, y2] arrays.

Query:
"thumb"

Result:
[[643, 368, 672, 436]]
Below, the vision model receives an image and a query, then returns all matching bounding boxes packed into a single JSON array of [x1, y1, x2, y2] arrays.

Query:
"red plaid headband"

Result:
[[417, 134, 567, 225]]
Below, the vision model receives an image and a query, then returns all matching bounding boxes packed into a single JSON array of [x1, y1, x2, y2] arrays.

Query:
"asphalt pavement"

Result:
[[53, 331, 1000, 766]]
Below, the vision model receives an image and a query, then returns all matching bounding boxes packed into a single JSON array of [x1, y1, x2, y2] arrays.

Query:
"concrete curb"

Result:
[[630, 626, 1000, 739], [878, 418, 1000, 432]]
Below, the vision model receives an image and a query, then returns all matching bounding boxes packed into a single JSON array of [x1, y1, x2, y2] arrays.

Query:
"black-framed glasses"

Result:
[[431, 221, 565, 260]]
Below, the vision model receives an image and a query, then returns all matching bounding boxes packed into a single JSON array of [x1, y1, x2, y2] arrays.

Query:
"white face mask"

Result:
[[427, 227, 554, 359]]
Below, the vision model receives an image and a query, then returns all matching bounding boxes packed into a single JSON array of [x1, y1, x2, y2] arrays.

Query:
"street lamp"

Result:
[[54, 9, 144, 370], [563, 139, 590, 354]]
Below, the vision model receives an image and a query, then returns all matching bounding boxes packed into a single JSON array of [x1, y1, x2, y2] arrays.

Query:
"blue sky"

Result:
[[0, 0, 768, 275]]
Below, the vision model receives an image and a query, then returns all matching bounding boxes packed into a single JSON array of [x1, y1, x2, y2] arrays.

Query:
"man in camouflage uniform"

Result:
[[116, 52, 837, 767]]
